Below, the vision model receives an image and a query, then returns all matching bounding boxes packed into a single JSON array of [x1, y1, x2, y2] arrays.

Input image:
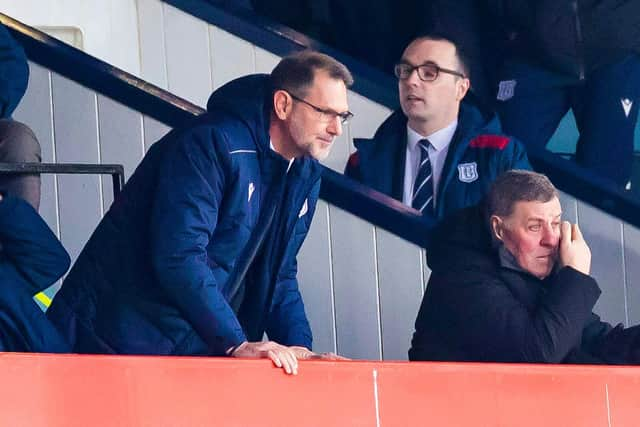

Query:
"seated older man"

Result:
[[409, 170, 640, 364]]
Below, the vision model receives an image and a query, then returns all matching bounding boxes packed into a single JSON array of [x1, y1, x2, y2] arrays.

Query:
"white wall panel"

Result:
[[137, 0, 169, 90], [297, 201, 337, 353], [209, 26, 255, 90], [97, 95, 145, 207], [376, 228, 423, 360], [50, 73, 103, 263], [330, 206, 381, 359], [578, 202, 628, 326], [13, 62, 60, 236], [163, 3, 212, 107]]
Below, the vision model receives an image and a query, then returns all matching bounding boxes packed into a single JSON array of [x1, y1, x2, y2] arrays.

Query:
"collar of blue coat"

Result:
[[206, 74, 273, 156]]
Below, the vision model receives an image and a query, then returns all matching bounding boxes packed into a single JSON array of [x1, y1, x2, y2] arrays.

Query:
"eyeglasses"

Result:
[[394, 62, 465, 82], [287, 92, 354, 125]]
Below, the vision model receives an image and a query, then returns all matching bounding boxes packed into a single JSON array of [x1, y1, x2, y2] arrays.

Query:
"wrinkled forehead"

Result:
[[510, 197, 562, 222], [401, 38, 458, 68]]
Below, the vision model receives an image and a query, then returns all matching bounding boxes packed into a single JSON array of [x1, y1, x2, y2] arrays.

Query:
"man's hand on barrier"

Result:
[[231, 341, 300, 375], [559, 221, 591, 276], [289, 346, 350, 361]]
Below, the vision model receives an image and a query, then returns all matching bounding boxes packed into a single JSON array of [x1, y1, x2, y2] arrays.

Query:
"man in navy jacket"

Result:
[[0, 193, 70, 352], [345, 34, 530, 221], [47, 51, 353, 374]]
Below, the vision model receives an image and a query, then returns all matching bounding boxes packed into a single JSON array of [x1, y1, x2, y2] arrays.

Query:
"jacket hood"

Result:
[[206, 74, 272, 151], [426, 203, 497, 272]]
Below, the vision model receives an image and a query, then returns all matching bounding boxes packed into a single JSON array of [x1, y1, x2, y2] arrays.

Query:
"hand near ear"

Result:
[[559, 221, 591, 275]]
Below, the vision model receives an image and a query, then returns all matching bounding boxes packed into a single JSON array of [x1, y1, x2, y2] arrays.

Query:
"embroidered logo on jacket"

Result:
[[621, 98, 633, 118], [298, 198, 308, 218], [497, 80, 516, 101], [248, 182, 255, 202], [458, 162, 479, 183]]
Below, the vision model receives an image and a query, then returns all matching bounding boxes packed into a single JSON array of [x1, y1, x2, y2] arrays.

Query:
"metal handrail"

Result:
[[0, 162, 125, 197]]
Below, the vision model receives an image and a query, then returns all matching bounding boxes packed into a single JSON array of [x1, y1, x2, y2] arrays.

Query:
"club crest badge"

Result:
[[458, 162, 479, 183], [621, 98, 633, 118], [496, 80, 517, 101]]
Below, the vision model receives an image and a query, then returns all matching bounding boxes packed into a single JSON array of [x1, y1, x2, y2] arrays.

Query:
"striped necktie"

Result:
[[412, 138, 434, 214]]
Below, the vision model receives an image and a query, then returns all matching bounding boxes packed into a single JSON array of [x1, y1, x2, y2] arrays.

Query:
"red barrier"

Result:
[[1, 353, 639, 426]]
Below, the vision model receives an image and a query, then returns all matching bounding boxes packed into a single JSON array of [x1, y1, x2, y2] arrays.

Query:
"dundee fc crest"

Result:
[[458, 162, 479, 183]]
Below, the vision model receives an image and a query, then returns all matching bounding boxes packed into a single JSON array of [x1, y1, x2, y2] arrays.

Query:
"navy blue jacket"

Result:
[[0, 195, 70, 352], [410, 205, 640, 364], [0, 24, 28, 118], [47, 75, 320, 355], [344, 102, 531, 220]]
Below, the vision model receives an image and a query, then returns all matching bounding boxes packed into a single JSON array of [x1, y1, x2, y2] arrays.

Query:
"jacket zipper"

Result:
[[572, 0, 585, 80]]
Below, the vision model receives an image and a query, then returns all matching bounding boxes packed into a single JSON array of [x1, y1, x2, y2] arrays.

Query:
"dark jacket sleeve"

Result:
[[580, 313, 640, 364], [265, 182, 319, 349], [413, 266, 601, 363], [505, 137, 532, 171], [149, 127, 246, 356], [0, 24, 28, 118], [0, 195, 70, 294]]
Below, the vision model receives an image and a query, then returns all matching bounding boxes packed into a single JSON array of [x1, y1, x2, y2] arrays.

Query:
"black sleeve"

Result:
[[412, 266, 602, 363], [581, 313, 640, 365]]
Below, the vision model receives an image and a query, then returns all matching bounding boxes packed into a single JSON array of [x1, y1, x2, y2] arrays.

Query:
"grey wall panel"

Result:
[[330, 205, 381, 359], [347, 91, 392, 152], [143, 116, 171, 152], [51, 73, 103, 264], [209, 26, 255, 90], [558, 191, 578, 224], [624, 224, 640, 325], [297, 201, 337, 353], [254, 47, 280, 74], [421, 249, 431, 293], [97, 95, 145, 207], [578, 202, 627, 326], [13, 62, 60, 236], [322, 128, 350, 173], [136, 0, 169, 90], [375, 228, 423, 360], [163, 3, 212, 107]]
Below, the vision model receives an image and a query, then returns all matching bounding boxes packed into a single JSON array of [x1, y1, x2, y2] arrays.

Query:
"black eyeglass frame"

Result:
[[394, 61, 466, 82], [285, 91, 354, 125]]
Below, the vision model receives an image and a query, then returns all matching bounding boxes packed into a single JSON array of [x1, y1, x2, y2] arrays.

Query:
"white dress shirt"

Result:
[[270, 140, 295, 172], [402, 120, 458, 207]]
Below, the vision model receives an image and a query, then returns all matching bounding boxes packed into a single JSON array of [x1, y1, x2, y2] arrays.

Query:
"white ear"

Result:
[[490, 216, 504, 241]]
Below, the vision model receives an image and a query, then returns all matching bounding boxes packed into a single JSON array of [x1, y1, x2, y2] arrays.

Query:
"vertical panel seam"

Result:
[[47, 70, 62, 239], [160, 1, 171, 91], [326, 204, 338, 354], [206, 25, 214, 96], [134, 0, 145, 79], [373, 226, 383, 360], [94, 94, 105, 217], [420, 248, 427, 295]]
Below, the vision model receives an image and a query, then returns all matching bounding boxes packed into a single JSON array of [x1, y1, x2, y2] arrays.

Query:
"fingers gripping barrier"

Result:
[[1, 353, 639, 426]]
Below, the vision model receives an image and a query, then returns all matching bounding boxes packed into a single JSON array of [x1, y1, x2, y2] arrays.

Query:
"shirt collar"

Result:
[[270, 139, 295, 170], [406, 119, 458, 151]]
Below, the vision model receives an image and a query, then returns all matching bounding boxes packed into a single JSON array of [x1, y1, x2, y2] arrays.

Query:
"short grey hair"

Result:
[[486, 170, 559, 218]]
